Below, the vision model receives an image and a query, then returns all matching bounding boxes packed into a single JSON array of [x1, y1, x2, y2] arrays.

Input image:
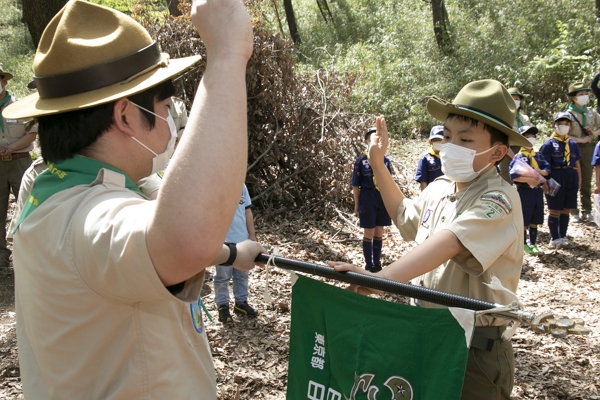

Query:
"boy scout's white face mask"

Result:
[[439, 143, 497, 183], [554, 125, 570, 136], [0, 82, 4, 93], [575, 95, 589, 107], [514, 100, 520, 109], [130, 102, 177, 175]]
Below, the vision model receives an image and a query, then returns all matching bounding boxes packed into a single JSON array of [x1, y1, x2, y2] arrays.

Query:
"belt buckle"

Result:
[[1, 155, 12, 161]]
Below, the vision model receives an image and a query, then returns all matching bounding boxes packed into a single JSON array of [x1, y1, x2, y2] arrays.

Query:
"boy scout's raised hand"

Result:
[[191, 0, 253, 63], [367, 115, 389, 166]]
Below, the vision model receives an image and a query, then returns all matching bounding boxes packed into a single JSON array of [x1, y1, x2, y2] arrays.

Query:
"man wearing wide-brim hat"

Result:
[[565, 81, 600, 222], [0, 66, 38, 270], [331, 80, 529, 399], [2, 0, 264, 398]]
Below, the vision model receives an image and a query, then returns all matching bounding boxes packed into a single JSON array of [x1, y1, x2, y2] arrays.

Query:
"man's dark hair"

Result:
[[38, 80, 175, 162]]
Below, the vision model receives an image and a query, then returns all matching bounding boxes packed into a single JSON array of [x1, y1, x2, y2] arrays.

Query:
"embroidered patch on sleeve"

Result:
[[480, 191, 512, 218]]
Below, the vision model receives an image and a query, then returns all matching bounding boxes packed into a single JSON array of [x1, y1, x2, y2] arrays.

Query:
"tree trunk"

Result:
[[21, 0, 68, 49], [167, 0, 182, 17], [283, 0, 301, 45], [431, 0, 453, 55], [597, 0, 600, 19], [316, 0, 333, 23]]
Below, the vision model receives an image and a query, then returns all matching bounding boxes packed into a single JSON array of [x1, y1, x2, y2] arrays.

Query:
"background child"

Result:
[[415, 125, 444, 191], [509, 126, 549, 255], [352, 128, 393, 272], [539, 112, 582, 248], [214, 184, 259, 323]]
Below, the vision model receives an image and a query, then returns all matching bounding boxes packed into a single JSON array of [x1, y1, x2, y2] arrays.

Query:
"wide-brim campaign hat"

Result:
[[2, 0, 200, 120], [427, 79, 531, 148], [567, 82, 589, 96], [0, 68, 13, 80], [507, 87, 523, 99]]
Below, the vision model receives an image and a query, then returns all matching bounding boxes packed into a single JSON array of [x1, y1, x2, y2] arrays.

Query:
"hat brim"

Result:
[[427, 96, 531, 148], [567, 88, 589, 96], [1, 73, 13, 80], [2, 55, 201, 119]]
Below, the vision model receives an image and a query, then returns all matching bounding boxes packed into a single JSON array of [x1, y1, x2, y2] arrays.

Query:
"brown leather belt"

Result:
[[1, 152, 30, 161]]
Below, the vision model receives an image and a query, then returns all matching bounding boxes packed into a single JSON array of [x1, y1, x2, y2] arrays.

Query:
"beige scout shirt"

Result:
[[568, 107, 600, 139], [14, 169, 216, 399], [395, 168, 523, 327], [0, 95, 37, 152], [512, 113, 531, 130]]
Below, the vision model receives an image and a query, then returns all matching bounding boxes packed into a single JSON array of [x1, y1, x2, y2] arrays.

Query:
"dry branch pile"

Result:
[[135, 1, 373, 218]]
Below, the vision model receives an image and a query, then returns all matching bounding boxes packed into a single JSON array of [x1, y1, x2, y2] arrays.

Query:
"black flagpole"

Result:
[[255, 253, 535, 324]]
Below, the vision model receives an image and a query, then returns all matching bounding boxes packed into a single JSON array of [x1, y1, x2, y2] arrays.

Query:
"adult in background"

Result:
[[0, 67, 37, 269], [498, 87, 531, 183], [566, 82, 600, 222], [2, 0, 264, 398]]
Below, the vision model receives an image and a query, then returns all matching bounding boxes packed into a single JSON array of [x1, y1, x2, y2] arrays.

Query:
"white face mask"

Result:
[[0, 82, 4, 93], [575, 94, 589, 106], [130, 102, 177, 175], [526, 137, 537, 146], [431, 141, 442, 151], [440, 143, 497, 183], [554, 125, 570, 136], [514, 100, 521, 109]]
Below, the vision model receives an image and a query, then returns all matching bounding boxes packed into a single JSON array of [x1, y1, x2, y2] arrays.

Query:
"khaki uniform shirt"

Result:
[[14, 169, 216, 399], [568, 107, 600, 139], [395, 168, 523, 327], [0, 95, 37, 153]]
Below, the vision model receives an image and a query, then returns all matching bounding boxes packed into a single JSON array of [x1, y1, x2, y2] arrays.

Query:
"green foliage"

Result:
[[89, 0, 134, 13], [286, 0, 600, 138], [0, 0, 34, 99]]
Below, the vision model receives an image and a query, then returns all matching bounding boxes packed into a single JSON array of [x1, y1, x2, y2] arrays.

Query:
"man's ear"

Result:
[[113, 98, 136, 136]]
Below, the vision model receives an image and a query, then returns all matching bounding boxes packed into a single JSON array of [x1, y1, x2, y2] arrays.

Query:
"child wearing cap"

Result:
[[566, 81, 600, 222], [334, 80, 530, 399], [414, 125, 444, 191], [352, 128, 393, 272], [509, 126, 550, 255], [539, 112, 582, 248]]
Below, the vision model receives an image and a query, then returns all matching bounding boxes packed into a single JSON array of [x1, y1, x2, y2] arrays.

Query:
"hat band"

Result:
[[455, 104, 512, 129], [33, 42, 161, 98]]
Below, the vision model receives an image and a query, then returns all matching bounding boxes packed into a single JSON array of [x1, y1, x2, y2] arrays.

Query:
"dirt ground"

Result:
[[0, 141, 599, 399]]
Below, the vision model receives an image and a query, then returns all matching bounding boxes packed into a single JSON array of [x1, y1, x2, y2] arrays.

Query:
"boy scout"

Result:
[[566, 81, 600, 222], [2, 0, 264, 398], [498, 87, 531, 183], [331, 80, 531, 400], [0, 67, 37, 269]]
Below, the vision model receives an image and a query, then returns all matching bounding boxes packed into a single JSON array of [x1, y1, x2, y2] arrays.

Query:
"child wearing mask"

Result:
[[332, 80, 531, 400], [539, 112, 582, 248], [415, 125, 444, 191], [509, 126, 550, 255]]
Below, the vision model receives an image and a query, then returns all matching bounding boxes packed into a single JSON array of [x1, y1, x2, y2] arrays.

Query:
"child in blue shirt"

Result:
[[414, 125, 444, 191], [593, 140, 600, 194], [509, 126, 550, 255], [214, 184, 259, 323], [352, 128, 393, 272], [539, 112, 582, 248]]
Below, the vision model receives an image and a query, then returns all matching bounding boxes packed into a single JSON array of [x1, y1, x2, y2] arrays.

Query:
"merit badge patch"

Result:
[[190, 297, 204, 333], [480, 191, 512, 219]]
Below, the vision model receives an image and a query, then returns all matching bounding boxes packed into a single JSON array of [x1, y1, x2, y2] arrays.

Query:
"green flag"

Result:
[[287, 275, 471, 400]]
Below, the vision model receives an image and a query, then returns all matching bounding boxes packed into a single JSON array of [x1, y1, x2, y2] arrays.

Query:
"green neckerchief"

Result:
[[0, 92, 11, 133], [15, 155, 143, 232], [568, 103, 587, 129], [516, 112, 525, 128]]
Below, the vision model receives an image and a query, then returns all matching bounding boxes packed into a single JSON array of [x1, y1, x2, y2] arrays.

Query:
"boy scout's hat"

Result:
[[428, 125, 444, 141], [427, 79, 531, 148], [2, 0, 200, 120], [567, 82, 589, 96], [553, 111, 572, 123], [507, 87, 523, 99], [0, 68, 13, 80], [517, 125, 538, 136], [364, 127, 376, 139]]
